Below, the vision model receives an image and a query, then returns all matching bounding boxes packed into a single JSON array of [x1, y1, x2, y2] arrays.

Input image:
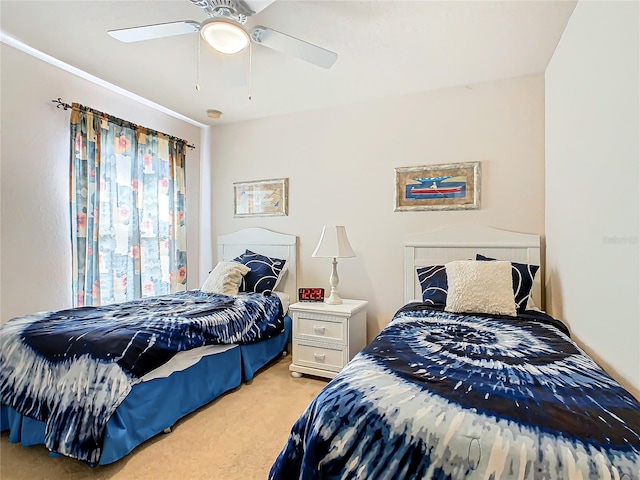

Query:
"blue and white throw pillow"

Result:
[[475, 254, 539, 312], [417, 265, 448, 306], [234, 250, 287, 294]]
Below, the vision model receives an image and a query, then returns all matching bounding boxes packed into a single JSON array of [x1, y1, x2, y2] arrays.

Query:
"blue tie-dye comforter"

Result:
[[270, 304, 640, 480], [0, 290, 283, 465]]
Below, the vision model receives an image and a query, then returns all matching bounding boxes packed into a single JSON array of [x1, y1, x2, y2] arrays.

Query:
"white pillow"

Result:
[[526, 269, 542, 311], [201, 261, 251, 295], [274, 264, 288, 291], [444, 260, 517, 317]]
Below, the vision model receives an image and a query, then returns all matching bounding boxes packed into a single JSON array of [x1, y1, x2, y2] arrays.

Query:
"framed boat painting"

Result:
[[394, 162, 481, 211], [234, 178, 288, 217]]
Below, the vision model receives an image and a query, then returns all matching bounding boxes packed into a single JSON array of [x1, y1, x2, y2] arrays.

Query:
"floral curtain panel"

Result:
[[70, 104, 187, 307]]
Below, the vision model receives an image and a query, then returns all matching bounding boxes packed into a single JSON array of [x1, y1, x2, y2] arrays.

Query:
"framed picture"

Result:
[[233, 178, 289, 217], [394, 162, 481, 211]]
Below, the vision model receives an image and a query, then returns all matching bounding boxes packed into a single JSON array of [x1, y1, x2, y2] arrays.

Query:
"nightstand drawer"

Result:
[[296, 315, 345, 342], [294, 343, 344, 373]]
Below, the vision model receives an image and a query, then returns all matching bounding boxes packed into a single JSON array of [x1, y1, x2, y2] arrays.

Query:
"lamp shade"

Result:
[[312, 226, 356, 258], [200, 17, 250, 55]]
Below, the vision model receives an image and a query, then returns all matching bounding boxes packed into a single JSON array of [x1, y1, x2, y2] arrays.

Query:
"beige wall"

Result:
[[208, 74, 546, 337], [545, 1, 640, 396], [0, 44, 203, 323]]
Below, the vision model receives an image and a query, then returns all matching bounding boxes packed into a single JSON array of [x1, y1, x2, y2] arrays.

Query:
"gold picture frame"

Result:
[[394, 162, 481, 211], [233, 178, 289, 217]]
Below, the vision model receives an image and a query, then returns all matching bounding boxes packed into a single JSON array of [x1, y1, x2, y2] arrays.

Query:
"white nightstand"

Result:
[[289, 299, 367, 379]]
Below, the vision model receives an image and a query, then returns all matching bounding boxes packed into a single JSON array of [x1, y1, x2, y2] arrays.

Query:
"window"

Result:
[[70, 104, 187, 306]]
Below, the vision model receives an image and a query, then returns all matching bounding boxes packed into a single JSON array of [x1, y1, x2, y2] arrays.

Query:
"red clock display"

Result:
[[298, 287, 325, 302]]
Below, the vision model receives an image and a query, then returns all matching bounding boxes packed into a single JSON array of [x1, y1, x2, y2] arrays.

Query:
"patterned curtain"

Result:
[[70, 104, 187, 307]]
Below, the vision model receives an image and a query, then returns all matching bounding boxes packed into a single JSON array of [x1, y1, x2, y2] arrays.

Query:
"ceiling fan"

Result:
[[107, 0, 338, 69]]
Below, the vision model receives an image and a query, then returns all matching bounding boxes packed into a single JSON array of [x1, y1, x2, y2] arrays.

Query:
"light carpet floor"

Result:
[[0, 354, 327, 480]]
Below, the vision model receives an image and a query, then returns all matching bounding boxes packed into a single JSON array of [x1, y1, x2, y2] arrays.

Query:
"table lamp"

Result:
[[312, 226, 355, 305]]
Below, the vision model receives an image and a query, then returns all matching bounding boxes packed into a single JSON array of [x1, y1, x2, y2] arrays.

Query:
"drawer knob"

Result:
[[313, 353, 326, 362], [313, 325, 326, 335]]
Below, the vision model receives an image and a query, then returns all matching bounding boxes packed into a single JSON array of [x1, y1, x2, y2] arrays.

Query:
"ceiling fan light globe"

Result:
[[200, 18, 249, 55]]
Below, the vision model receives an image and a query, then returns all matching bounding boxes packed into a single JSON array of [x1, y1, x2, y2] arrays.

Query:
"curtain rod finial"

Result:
[[52, 98, 71, 110]]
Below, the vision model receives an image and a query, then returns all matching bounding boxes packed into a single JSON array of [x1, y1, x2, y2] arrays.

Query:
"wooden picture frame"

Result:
[[394, 162, 481, 211], [233, 178, 289, 217]]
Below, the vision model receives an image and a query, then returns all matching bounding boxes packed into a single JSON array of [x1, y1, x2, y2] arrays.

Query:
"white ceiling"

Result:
[[0, 0, 576, 126]]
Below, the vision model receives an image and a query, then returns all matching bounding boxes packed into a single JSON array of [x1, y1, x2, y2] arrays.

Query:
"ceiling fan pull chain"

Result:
[[195, 34, 202, 91]]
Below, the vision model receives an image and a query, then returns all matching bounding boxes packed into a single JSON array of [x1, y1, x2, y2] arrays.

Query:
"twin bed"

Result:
[[270, 226, 640, 480], [1, 227, 297, 465], [3, 225, 639, 478]]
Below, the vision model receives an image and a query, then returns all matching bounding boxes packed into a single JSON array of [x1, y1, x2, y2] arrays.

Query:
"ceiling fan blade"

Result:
[[237, 0, 277, 16], [250, 26, 338, 69], [108, 21, 200, 43]]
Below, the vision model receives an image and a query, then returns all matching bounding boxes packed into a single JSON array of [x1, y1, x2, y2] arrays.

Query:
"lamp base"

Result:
[[325, 257, 343, 305], [325, 291, 343, 305]]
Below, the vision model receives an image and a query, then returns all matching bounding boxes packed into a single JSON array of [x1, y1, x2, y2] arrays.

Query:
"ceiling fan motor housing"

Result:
[[189, 0, 249, 24]]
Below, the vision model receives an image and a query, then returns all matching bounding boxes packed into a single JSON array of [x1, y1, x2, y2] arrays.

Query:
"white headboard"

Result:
[[404, 225, 542, 308], [217, 228, 298, 300]]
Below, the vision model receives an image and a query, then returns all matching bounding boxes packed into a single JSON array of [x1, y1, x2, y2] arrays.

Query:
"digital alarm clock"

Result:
[[298, 287, 325, 302]]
